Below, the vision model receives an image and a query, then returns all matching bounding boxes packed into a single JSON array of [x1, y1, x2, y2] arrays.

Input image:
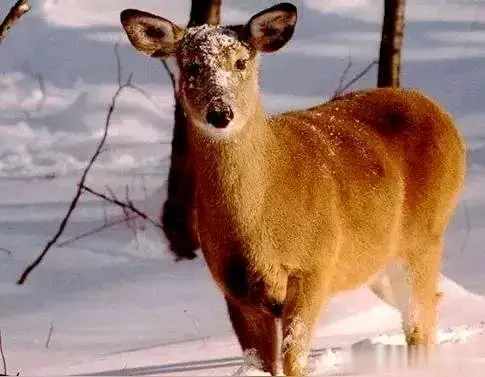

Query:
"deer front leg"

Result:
[[225, 297, 279, 375], [282, 274, 326, 376]]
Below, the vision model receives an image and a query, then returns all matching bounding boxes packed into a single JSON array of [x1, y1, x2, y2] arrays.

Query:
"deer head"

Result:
[[120, 3, 297, 136]]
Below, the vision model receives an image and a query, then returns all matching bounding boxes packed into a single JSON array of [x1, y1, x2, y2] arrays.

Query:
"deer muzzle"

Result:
[[205, 99, 234, 129]]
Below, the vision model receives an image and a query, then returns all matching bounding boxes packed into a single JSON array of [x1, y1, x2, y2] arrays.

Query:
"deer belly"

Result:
[[329, 254, 394, 294]]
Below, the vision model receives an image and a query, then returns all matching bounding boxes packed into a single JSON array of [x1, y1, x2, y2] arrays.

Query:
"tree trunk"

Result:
[[188, 0, 221, 28], [377, 0, 406, 88], [161, 0, 222, 260]]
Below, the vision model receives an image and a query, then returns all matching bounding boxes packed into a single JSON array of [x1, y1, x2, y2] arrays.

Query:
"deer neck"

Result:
[[191, 102, 273, 231]]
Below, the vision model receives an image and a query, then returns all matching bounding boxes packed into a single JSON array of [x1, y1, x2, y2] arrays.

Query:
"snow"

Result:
[[1, 0, 485, 376], [179, 24, 245, 95]]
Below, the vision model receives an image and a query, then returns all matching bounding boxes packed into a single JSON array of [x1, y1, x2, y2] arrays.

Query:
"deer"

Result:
[[120, 3, 466, 375]]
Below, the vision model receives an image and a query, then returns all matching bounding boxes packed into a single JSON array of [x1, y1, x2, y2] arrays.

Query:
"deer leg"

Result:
[[404, 239, 443, 346], [225, 297, 279, 375], [369, 259, 415, 338], [281, 274, 326, 377], [369, 250, 442, 347]]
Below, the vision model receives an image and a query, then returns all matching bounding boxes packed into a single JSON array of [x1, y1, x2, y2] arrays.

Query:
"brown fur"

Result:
[[192, 88, 465, 375], [120, 4, 466, 375]]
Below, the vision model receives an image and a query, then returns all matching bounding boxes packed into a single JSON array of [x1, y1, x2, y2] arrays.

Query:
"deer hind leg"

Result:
[[225, 297, 279, 375], [404, 239, 443, 345], [281, 274, 326, 377], [369, 245, 442, 346], [369, 259, 416, 339]]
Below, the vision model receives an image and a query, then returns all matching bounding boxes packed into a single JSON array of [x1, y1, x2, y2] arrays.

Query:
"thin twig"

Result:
[[45, 321, 54, 349], [17, 45, 134, 285], [81, 185, 164, 231], [334, 54, 353, 97], [129, 80, 165, 113], [0, 0, 31, 46], [131, 217, 140, 250], [105, 187, 131, 228], [141, 175, 149, 213], [20, 68, 47, 120], [32, 72, 47, 112], [123, 186, 139, 242], [332, 58, 379, 100], [102, 198, 109, 225], [56, 215, 137, 248], [162, 60, 176, 88], [118, 186, 136, 235], [114, 42, 123, 86], [0, 330, 7, 376], [0, 248, 12, 256], [113, 43, 160, 109]]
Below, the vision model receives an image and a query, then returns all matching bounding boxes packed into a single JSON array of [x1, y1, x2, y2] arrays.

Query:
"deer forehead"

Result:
[[179, 25, 249, 69]]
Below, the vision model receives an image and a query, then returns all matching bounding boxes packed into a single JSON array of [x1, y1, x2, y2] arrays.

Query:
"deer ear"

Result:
[[240, 3, 297, 53], [120, 9, 184, 58]]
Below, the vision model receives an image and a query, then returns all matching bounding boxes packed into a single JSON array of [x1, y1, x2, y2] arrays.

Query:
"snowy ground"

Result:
[[1, 0, 485, 375]]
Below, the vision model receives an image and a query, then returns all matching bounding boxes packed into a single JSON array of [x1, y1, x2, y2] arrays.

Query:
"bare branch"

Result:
[[332, 59, 378, 100], [45, 321, 54, 349], [334, 54, 353, 97], [18, 2, 222, 280], [141, 175, 149, 213], [0, 330, 7, 376], [102, 198, 109, 225], [31, 72, 47, 112], [17, 44, 133, 285], [0, 0, 31, 46], [81, 185, 164, 232], [20, 70, 47, 120], [114, 42, 162, 112], [162, 60, 176, 88], [114, 42, 123, 86], [129, 84, 164, 113], [0, 248, 12, 256], [56, 215, 137, 248]]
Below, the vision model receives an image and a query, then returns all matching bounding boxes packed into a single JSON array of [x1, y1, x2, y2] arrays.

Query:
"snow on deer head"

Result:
[[120, 3, 297, 136]]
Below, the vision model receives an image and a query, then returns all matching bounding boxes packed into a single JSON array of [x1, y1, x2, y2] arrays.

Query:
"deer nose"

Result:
[[206, 103, 234, 129]]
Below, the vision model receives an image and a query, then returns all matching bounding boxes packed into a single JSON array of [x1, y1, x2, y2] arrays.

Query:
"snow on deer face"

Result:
[[120, 3, 297, 136], [176, 25, 258, 135]]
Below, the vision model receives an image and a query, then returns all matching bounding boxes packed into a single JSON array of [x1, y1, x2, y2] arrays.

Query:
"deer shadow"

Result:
[[81, 347, 336, 376]]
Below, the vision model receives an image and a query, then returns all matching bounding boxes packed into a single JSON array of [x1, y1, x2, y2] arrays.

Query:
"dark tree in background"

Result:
[[378, 0, 406, 87], [161, 0, 222, 260], [188, 0, 221, 27]]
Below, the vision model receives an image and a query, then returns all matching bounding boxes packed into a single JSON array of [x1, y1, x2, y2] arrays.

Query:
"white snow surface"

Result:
[[1, 0, 485, 375]]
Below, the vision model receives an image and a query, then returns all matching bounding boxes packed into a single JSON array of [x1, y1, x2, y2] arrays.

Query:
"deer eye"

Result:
[[186, 63, 202, 77], [235, 59, 247, 71]]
